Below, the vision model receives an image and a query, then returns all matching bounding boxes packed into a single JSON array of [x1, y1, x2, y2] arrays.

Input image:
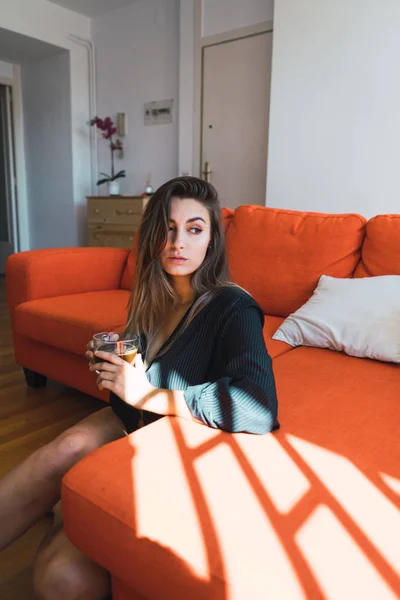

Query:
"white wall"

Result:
[[0, 0, 92, 247], [267, 0, 400, 218], [22, 52, 75, 249], [93, 0, 180, 194], [202, 0, 274, 37], [0, 60, 13, 78]]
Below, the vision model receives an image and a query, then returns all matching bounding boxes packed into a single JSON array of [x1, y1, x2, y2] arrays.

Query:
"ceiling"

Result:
[[47, 0, 138, 18], [0, 27, 64, 65]]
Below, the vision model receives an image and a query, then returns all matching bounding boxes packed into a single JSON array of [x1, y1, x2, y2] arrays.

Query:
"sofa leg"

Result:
[[23, 368, 47, 388]]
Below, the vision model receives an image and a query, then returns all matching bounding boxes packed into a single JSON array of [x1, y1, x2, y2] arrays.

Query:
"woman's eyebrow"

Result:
[[169, 217, 206, 224], [187, 217, 206, 224]]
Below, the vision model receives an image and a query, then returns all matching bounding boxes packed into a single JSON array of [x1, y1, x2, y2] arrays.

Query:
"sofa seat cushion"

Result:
[[273, 346, 400, 475], [264, 315, 292, 359], [63, 365, 400, 600], [63, 348, 400, 599], [63, 418, 311, 599], [226, 206, 366, 317], [15, 290, 130, 356]]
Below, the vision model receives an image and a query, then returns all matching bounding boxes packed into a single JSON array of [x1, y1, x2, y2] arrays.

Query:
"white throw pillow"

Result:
[[273, 275, 400, 363]]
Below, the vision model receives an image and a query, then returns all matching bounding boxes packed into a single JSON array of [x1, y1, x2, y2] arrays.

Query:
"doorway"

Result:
[[0, 83, 18, 274], [201, 30, 273, 209]]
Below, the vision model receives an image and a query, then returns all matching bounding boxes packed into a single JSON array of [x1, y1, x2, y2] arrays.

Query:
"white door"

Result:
[[201, 31, 273, 209], [0, 84, 18, 274]]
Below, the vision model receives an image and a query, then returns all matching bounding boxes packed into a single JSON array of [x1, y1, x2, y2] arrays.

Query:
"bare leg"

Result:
[[0, 406, 125, 551], [50, 499, 63, 527], [33, 526, 111, 600]]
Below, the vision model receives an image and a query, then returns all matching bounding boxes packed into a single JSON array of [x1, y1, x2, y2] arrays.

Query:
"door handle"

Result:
[[202, 161, 212, 183]]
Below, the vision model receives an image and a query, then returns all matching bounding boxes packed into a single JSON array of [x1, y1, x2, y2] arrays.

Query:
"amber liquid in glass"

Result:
[[97, 343, 138, 364]]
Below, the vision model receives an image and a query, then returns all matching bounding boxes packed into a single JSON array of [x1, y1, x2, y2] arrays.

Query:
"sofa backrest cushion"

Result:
[[225, 206, 366, 317], [221, 206, 234, 231], [354, 214, 400, 277], [120, 207, 235, 291], [120, 235, 138, 291]]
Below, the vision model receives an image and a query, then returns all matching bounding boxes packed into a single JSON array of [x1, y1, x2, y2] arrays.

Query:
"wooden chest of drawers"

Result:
[[86, 195, 149, 249]]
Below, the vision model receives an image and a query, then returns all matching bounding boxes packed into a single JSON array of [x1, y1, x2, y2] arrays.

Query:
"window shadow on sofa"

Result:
[[63, 357, 400, 598], [166, 415, 400, 598]]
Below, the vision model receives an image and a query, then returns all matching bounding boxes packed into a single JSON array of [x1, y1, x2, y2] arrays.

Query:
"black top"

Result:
[[110, 286, 279, 435]]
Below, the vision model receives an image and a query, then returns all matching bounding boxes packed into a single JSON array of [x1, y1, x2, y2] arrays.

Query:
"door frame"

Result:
[[192, 1, 273, 178], [0, 65, 29, 252]]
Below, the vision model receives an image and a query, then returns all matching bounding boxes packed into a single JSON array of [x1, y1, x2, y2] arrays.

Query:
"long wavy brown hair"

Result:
[[126, 176, 234, 347]]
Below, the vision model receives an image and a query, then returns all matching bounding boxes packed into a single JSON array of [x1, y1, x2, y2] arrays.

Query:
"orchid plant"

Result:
[[89, 116, 126, 185]]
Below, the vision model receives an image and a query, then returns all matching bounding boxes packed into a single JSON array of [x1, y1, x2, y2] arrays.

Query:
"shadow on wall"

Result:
[[21, 49, 75, 249]]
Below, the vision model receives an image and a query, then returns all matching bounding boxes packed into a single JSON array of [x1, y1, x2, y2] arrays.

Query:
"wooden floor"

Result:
[[0, 276, 105, 599]]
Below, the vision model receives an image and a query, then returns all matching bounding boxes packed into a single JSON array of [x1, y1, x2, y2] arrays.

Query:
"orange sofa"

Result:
[[6, 207, 400, 599]]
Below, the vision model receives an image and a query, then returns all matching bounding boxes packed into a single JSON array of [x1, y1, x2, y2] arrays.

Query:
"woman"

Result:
[[0, 176, 278, 600]]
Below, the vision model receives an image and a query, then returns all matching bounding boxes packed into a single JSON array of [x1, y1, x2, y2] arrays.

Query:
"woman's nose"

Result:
[[172, 230, 185, 248]]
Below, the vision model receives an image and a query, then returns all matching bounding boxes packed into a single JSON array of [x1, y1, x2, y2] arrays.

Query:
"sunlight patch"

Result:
[[235, 433, 311, 514], [380, 472, 400, 497], [195, 443, 307, 598], [296, 505, 398, 600], [127, 420, 209, 580], [287, 435, 400, 575]]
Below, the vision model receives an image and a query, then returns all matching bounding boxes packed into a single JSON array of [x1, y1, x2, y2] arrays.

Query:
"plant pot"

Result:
[[108, 180, 121, 196]]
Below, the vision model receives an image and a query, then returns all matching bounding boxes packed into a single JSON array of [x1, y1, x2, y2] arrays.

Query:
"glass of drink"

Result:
[[92, 331, 140, 373]]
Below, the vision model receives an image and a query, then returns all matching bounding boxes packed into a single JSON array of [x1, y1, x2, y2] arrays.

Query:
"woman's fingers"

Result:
[[90, 361, 118, 373], [85, 342, 94, 356], [97, 371, 115, 384], [98, 379, 112, 391], [94, 350, 124, 366], [85, 339, 95, 364]]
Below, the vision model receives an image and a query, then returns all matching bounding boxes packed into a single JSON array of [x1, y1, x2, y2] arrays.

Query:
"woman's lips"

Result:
[[168, 257, 188, 264]]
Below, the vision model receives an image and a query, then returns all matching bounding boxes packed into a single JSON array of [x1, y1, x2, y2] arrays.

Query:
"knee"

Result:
[[51, 431, 98, 475], [33, 549, 85, 600]]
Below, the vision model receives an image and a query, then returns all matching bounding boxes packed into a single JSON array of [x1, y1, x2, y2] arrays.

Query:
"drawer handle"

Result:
[[93, 209, 101, 214], [116, 209, 134, 215]]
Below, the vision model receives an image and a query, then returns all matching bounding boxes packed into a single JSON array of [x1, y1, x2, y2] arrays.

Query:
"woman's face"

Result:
[[160, 197, 211, 279]]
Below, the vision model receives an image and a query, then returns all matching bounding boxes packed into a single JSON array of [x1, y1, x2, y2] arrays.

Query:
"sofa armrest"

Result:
[[62, 417, 222, 595], [62, 417, 295, 597], [6, 247, 129, 317]]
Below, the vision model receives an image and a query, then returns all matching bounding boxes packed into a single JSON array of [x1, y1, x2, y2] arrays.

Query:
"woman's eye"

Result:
[[168, 226, 174, 232], [189, 227, 202, 234]]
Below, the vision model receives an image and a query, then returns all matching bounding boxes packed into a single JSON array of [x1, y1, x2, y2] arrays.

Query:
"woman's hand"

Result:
[[89, 348, 201, 423], [84, 340, 95, 365], [89, 351, 155, 408]]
